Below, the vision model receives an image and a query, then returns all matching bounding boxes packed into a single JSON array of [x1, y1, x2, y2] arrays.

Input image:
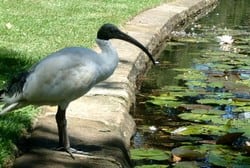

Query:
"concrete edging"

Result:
[[13, 0, 218, 168]]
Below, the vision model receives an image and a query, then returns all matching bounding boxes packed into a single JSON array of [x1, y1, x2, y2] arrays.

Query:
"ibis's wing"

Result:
[[22, 47, 100, 105]]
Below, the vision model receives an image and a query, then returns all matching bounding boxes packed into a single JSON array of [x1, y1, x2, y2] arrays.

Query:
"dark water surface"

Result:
[[131, 0, 250, 167], [140, 0, 250, 92]]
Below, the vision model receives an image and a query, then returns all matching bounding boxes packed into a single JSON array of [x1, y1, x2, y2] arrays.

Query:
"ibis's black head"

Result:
[[97, 23, 121, 40], [97, 23, 156, 65]]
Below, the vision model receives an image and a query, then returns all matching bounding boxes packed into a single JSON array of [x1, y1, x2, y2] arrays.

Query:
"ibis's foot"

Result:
[[55, 147, 91, 159]]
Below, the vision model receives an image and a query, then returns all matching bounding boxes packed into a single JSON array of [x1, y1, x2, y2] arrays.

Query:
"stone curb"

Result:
[[13, 0, 218, 168]]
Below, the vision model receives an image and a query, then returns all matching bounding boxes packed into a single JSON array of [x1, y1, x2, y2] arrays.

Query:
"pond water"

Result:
[[131, 0, 250, 167]]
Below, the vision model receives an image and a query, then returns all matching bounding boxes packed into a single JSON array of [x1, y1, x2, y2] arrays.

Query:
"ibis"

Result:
[[0, 23, 156, 158]]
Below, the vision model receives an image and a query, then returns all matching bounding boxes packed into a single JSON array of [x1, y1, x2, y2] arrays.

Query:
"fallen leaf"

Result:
[[5, 22, 13, 29]]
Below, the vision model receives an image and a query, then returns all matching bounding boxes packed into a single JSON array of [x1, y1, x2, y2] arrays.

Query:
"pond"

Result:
[[130, 0, 250, 167]]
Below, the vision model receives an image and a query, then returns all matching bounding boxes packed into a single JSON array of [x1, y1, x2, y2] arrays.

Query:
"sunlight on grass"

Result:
[[0, 0, 170, 59], [0, 0, 172, 166]]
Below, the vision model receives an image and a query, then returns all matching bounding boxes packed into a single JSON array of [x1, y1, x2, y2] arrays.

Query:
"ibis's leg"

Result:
[[55, 106, 71, 155], [55, 106, 90, 159]]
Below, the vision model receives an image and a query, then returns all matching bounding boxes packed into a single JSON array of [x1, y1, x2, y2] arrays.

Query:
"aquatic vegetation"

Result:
[[131, 0, 250, 167]]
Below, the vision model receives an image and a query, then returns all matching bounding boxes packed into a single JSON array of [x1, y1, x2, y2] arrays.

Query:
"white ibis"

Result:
[[0, 23, 156, 158]]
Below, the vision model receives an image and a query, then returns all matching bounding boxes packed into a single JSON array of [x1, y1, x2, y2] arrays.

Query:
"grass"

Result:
[[0, 0, 172, 166]]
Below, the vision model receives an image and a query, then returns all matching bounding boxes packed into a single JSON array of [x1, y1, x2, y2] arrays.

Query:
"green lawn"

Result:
[[0, 0, 171, 167]]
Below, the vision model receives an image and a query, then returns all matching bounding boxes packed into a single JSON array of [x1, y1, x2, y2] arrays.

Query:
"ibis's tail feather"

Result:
[[0, 90, 24, 115], [0, 89, 4, 101], [5, 71, 29, 97], [0, 89, 20, 115], [0, 71, 29, 115], [0, 102, 19, 115]]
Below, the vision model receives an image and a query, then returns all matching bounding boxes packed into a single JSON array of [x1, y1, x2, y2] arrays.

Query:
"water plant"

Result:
[[131, 0, 250, 167]]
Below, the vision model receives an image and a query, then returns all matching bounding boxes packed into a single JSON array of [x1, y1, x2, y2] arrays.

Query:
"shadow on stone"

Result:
[[14, 114, 133, 168]]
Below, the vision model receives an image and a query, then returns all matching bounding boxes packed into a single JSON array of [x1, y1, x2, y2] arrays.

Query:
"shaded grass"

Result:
[[0, 0, 172, 166], [0, 106, 37, 167]]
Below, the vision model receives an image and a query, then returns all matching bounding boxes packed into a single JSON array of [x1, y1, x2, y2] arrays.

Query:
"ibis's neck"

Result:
[[95, 39, 119, 82]]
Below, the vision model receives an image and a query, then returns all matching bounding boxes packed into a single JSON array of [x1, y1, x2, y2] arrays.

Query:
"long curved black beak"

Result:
[[114, 30, 156, 65]]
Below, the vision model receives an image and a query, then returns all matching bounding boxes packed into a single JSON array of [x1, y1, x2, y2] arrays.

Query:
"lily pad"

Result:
[[147, 93, 185, 108], [197, 98, 232, 105], [131, 148, 170, 161], [178, 112, 224, 124], [173, 124, 227, 136], [185, 80, 207, 88], [175, 70, 206, 81], [191, 109, 224, 115], [202, 144, 250, 167], [204, 92, 234, 99], [207, 81, 224, 88]]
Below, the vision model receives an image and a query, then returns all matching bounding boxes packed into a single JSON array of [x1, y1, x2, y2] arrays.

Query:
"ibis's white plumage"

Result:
[[1, 40, 119, 113], [24, 40, 118, 107]]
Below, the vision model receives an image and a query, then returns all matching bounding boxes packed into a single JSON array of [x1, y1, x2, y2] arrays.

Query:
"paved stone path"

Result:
[[12, 0, 218, 167]]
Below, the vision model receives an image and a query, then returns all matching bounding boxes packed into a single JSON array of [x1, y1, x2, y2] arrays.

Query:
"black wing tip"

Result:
[[0, 89, 4, 101], [4, 71, 30, 97]]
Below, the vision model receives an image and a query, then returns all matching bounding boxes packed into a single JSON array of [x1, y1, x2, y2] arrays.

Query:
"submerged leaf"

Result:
[[171, 146, 205, 161], [216, 132, 244, 145], [207, 81, 224, 88], [135, 165, 169, 168], [173, 161, 200, 168]]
